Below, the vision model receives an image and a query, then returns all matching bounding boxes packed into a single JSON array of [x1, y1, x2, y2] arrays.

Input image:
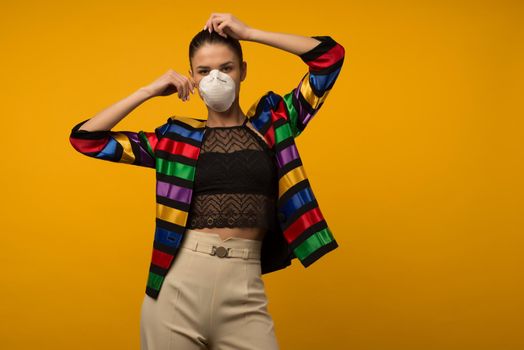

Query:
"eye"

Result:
[[198, 66, 232, 75]]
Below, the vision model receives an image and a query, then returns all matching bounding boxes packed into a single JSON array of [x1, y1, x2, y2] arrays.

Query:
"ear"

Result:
[[188, 69, 197, 88], [240, 61, 247, 82]]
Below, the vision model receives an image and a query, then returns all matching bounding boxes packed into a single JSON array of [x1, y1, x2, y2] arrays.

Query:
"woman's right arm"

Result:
[[75, 87, 153, 133], [69, 69, 196, 169]]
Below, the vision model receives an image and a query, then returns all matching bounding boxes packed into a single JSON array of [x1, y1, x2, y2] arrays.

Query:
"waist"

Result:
[[181, 229, 262, 260]]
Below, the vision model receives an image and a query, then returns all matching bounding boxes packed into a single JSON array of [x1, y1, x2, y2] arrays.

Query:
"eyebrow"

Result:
[[196, 61, 234, 69]]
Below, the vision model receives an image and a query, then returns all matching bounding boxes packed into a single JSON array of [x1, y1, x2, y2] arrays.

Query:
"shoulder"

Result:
[[246, 90, 286, 120], [163, 114, 207, 130], [251, 90, 283, 110], [167, 114, 206, 125], [149, 115, 206, 141]]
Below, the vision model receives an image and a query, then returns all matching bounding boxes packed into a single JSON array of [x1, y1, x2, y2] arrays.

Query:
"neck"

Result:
[[205, 100, 246, 127]]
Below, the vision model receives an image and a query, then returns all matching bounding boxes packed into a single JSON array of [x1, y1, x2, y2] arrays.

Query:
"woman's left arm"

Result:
[[246, 29, 325, 55], [246, 29, 346, 137], [204, 14, 345, 137]]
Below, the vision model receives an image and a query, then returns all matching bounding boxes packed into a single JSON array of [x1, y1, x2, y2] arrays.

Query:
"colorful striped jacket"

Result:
[[70, 35, 345, 299]]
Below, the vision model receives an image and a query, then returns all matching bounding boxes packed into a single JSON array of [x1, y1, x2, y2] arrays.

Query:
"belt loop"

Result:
[[242, 249, 249, 260], [191, 240, 198, 252]]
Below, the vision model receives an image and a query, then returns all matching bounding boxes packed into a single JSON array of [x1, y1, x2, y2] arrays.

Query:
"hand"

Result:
[[203, 13, 253, 41], [140, 69, 196, 101]]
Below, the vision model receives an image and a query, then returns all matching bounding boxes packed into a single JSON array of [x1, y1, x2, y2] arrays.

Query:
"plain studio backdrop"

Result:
[[1, 1, 523, 349]]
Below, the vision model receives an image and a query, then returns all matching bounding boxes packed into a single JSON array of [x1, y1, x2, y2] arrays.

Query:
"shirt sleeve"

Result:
[[281, 35, 346, 138], [69, 118, 168, 169]]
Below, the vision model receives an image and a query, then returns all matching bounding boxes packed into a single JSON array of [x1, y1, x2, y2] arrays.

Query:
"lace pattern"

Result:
[[187, 121, 278, 230], [187, 193, 277, 230]]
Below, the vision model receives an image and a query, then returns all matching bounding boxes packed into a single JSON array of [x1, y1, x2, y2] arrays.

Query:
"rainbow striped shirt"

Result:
[[70, 35, 346, 299]]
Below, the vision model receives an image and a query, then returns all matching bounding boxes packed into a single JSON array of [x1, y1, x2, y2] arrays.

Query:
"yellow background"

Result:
[[1, 1, 523, 349]]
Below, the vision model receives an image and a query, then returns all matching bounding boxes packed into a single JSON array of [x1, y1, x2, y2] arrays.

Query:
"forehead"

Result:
[[193, 43, 237, 68]]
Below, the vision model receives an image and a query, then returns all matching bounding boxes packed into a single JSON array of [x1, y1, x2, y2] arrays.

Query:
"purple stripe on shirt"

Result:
[[157, 180, 193, 204], [294, 79, 315, 127], [123, 132, 155, 167], [276, 143, 299, 168]]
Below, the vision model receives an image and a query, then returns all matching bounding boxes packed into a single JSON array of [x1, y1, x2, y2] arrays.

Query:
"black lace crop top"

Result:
[[186, 116, 279, 231]]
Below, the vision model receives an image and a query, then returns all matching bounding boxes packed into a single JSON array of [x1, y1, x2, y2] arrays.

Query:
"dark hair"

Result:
[[189, 29, 244, 71]]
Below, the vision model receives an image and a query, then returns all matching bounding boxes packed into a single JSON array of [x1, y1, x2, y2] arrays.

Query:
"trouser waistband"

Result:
[[181, 229, 262, 260]]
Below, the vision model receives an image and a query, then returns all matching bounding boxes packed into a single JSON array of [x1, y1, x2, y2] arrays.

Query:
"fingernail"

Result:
[[203, 25, 206, 30]]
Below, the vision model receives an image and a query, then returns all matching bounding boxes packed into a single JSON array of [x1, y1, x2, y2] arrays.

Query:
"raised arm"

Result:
[[69, 88, 161, 168], [69, 69, 196, 168], [69, 117, 167, 169], [247, 30, 345, 137]]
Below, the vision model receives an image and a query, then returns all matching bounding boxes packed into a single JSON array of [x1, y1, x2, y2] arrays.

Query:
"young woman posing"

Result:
[[70, 12, 345, 350]]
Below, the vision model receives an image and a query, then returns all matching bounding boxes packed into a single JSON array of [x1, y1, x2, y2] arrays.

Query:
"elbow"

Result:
[[69, 118, 111, 155], [334, 41, 346, 64], [69, 131, 109, 157], [69, 135, 87, 155]]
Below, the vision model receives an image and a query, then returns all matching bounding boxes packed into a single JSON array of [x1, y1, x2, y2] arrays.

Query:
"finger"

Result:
[[172, 75, 186, 99], [185, 78, 193, 98], [181, 79, 188, 100], [206, 14, 216, 33], [215, 14, 227, 34], [180, 76, 190, 99], [187, 72, 195, 93], [169, 74, 181, 98], [183, 77, 192, 99], [212, 18, 221, 34], [188, 77, 195, 93], [217, 22, 228, 38], [185, 80, 192, 99]]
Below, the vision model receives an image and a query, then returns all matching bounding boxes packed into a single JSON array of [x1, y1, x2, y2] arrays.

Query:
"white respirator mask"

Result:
[[198, 69, 236, 112]]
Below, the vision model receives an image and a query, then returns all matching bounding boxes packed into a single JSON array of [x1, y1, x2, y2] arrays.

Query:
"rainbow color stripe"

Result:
[[70, 35, 345, 299]]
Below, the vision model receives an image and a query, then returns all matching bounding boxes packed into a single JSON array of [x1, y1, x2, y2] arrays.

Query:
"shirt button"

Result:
[[207, 217, 214, 225]]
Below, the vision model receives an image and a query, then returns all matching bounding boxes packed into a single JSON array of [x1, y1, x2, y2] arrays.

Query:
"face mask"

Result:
[[198, 69, 236, 112]]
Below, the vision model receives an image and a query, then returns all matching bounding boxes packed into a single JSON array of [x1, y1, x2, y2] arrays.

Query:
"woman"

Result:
[[70, 13, 344, 350]]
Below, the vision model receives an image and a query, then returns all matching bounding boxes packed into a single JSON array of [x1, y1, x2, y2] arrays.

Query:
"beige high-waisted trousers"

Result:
[[140, 229, 280, 350]]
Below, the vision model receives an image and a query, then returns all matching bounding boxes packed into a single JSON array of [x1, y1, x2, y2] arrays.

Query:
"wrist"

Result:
[[245, 27, 261, 42], [135, 86, 154, 100]]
